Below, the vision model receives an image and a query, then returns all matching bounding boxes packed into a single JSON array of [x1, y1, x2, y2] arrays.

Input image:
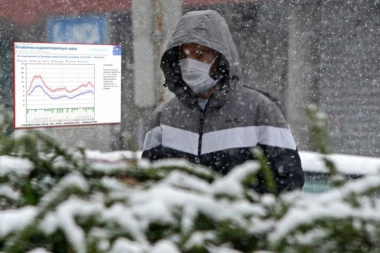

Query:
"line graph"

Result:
[[25, 64, 95, 124], [27, 75, 95, 99], [14, 42, 122, 129]]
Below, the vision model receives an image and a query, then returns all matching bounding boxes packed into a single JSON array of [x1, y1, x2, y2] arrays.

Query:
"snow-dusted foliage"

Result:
[[1, 108, 380, 253]]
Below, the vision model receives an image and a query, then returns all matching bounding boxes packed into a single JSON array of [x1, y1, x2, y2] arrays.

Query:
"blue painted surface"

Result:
[[47, 15, 107, 44]]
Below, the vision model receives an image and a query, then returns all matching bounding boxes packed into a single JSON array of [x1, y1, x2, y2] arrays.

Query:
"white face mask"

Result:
[[179, 57, 220, 94]]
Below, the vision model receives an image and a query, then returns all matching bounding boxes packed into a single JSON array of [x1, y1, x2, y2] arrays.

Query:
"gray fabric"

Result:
[[160, 10, 242, 109], [197, 99, 208, 110], [145, 86, 289, 146], [202, 88, 288, 133], [150, 88, 288, 134], [143, 11, 303, 193], [148, 10, 288, 134], [146, 97, 202, 133], [165, 10, 242, 84]]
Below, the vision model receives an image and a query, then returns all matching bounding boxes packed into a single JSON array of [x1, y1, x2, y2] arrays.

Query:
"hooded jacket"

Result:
[[142, 10, 304, 193]]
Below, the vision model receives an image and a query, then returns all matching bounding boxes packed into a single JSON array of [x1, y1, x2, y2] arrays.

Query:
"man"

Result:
[[142, 10, 304, 193]]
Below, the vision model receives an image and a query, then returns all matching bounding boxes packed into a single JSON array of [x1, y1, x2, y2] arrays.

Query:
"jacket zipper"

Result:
[[197, 98, 211, 158], [198, 110, 205, 157]]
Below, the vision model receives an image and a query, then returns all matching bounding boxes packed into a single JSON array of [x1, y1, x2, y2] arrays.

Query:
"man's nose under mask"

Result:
[[179, 57, 221, 94]]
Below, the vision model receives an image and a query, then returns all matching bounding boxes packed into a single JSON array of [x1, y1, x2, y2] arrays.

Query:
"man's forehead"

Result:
[[180, 43, 213, 51]]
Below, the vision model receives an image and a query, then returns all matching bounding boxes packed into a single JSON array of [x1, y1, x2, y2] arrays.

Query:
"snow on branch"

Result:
[[1, 107, 380, 253]]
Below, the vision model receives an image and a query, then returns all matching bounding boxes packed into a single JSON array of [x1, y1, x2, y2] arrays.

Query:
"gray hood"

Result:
[[160, 10, 242, 108]]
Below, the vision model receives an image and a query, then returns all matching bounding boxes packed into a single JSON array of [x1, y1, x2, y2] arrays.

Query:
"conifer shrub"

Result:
[[0, 105, 380, 253]]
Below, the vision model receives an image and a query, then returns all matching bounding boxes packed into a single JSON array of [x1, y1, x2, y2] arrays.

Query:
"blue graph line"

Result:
[[27, 85, 94, 99]]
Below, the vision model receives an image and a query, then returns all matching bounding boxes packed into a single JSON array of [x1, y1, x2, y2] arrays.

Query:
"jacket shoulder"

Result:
[[153, 96, 181, 114], [240, 86, 286, 117], [240, 85, 278, 102], [147, 97, 181, 129]]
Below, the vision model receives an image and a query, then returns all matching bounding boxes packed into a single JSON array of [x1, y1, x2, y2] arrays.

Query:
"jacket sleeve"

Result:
[[141, 107, 163, 161], [254, 100, 304, 194], [257, 145, 304, 193]]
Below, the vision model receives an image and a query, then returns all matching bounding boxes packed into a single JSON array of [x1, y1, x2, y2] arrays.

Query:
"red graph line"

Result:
[[27, 75, 94, 93]]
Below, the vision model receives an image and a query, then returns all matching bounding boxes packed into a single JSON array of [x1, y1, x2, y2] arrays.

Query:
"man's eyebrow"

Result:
[[199, 47, 213, 52]]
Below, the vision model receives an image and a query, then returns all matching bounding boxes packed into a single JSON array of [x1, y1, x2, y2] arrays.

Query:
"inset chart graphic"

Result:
[[25, 64, 95, 124], [14, 42, 122, 129]]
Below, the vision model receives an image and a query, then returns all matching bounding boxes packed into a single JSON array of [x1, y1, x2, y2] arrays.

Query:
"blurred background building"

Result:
[[0, 0, 379, 157]]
